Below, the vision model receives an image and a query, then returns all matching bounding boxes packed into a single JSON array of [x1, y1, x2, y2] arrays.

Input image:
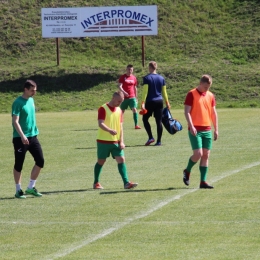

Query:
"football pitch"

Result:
[[0, 108, 259, 260]]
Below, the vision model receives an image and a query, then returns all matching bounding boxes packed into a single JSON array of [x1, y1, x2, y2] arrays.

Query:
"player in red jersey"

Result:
[[118, 64, 141, 129]]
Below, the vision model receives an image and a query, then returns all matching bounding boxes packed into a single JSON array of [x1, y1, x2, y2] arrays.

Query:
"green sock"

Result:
[[200, 166, 208, 182], [186, 158, 197, 173], [133, 112, 138, 126], [94, 163, 103, 183], [118, 163, 129, 185]]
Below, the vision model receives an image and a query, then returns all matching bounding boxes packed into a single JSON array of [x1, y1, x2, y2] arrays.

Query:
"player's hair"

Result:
[[24, 79, 37, 90], [126, 64, 133, 68], [113, 91, 124, 99], [200, 75, 212, 85], [148, 61, 157, 70]]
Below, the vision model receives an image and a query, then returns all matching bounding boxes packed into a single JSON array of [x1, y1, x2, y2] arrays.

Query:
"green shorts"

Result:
[[188, 131, 212, 150], [97, 142, 124, 159], [120, 98, 137, 110]]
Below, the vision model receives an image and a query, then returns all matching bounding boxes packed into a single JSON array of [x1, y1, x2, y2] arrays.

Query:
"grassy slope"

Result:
[[0, 0, 259, 112]]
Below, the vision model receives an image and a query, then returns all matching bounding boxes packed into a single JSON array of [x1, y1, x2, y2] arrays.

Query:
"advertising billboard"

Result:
[[42, 6, 158, 38]]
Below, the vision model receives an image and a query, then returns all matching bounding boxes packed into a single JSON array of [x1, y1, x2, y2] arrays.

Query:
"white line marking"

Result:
[[2, 219, 259, 226], [43, 161, 260, 260]]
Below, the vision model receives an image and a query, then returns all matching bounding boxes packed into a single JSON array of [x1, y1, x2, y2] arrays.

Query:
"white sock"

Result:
[[16, 183, 21, 192], [28, 179, 36, 189]]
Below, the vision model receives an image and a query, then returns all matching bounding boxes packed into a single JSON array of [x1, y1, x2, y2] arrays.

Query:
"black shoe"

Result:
[[15, 189, 26, 199], [183, 170, 190, 186], [200, 182, 214, 189]]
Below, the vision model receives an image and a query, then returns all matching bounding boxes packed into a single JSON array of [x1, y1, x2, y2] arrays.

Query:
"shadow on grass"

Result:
[[75, 145, 150, 149], [0, 72, 116, 93], [100, 187, 195, 195], [75, 147, 95, 149], [72, 129, 97, 131], [0, 196, 42, 200], [75, 145, 163, 149], [126, 145, 151, 147], [0, 187, 196, 199], [0, 189, 90, 199], [41, 189, 90, 195], [0, 197, 16, 200], [0, 189, 89, 200]]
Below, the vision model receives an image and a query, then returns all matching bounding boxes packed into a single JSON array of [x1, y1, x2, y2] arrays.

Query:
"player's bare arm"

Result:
[[184, 105, 197, 136], [118, 83, 129, 97], [12, 115, 29, 144], [134, 85, 138, 99], [211, 106, 218, 141], [119, 122, 125, 149], [98, 120, 117, 135]]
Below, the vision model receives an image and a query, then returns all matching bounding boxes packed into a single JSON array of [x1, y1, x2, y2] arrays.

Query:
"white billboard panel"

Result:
[[42, 6, 157, 38]]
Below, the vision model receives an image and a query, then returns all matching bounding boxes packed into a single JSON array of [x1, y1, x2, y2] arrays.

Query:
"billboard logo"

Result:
[[81, 9, 154, 33], [44, 15, 77, 21]]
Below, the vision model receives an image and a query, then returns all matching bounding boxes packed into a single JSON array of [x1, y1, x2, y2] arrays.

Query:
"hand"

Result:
[[166, 101, 171, 109], [109, 129, 117, 135], [189, 126, 197, 136], [119, 141, 125, 149], [214, 130, 218, 141], [21, 136, 29, 145], [139, 102, 147, 115]]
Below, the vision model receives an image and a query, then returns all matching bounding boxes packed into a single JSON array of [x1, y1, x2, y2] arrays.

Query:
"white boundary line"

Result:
[[1, 219, 260, 225], [44, 162, 260, 260]]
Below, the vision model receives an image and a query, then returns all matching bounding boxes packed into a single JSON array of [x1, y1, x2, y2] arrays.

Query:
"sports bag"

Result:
[[162, 107, 183, 135]]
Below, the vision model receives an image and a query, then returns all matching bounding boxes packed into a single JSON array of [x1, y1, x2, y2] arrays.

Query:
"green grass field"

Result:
[[1, 1, 259, 258], [0, 109, 259, 259]]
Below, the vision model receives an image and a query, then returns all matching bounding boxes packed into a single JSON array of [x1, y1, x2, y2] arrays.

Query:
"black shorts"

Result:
[[12, 136, 44, 172], [144, 99, 163, 119]]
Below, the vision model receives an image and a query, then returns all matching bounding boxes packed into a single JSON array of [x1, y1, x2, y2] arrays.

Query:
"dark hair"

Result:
[[200, 75, 212, 85], [24, 79, 37, 90], [148, 61, 157, 70], [127, 64, 133, 68]]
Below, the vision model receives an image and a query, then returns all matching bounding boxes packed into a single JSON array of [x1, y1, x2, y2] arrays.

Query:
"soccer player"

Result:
[[118, 64, 141, 129], [140, 61, 171, 146], [93, 91, 138, 190], [183, 75, 218, 189], [12, 80, 44, 199]]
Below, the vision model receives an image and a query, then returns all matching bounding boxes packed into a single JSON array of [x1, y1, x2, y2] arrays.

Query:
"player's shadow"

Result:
[[0, 196, 43, 200], [99, 187, 194, 195], [0, 187, 195, 199], [0, 189, 91, 199], [75, 144, 148, 149], [72, 129, 97, 131], [0, 197, 17, 200], [75, 144, 154, 149], [41, 189, 90, 195], [125, 144, 165, 147], [75, 147, 95, 150], [125, 144, 147, 147]]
